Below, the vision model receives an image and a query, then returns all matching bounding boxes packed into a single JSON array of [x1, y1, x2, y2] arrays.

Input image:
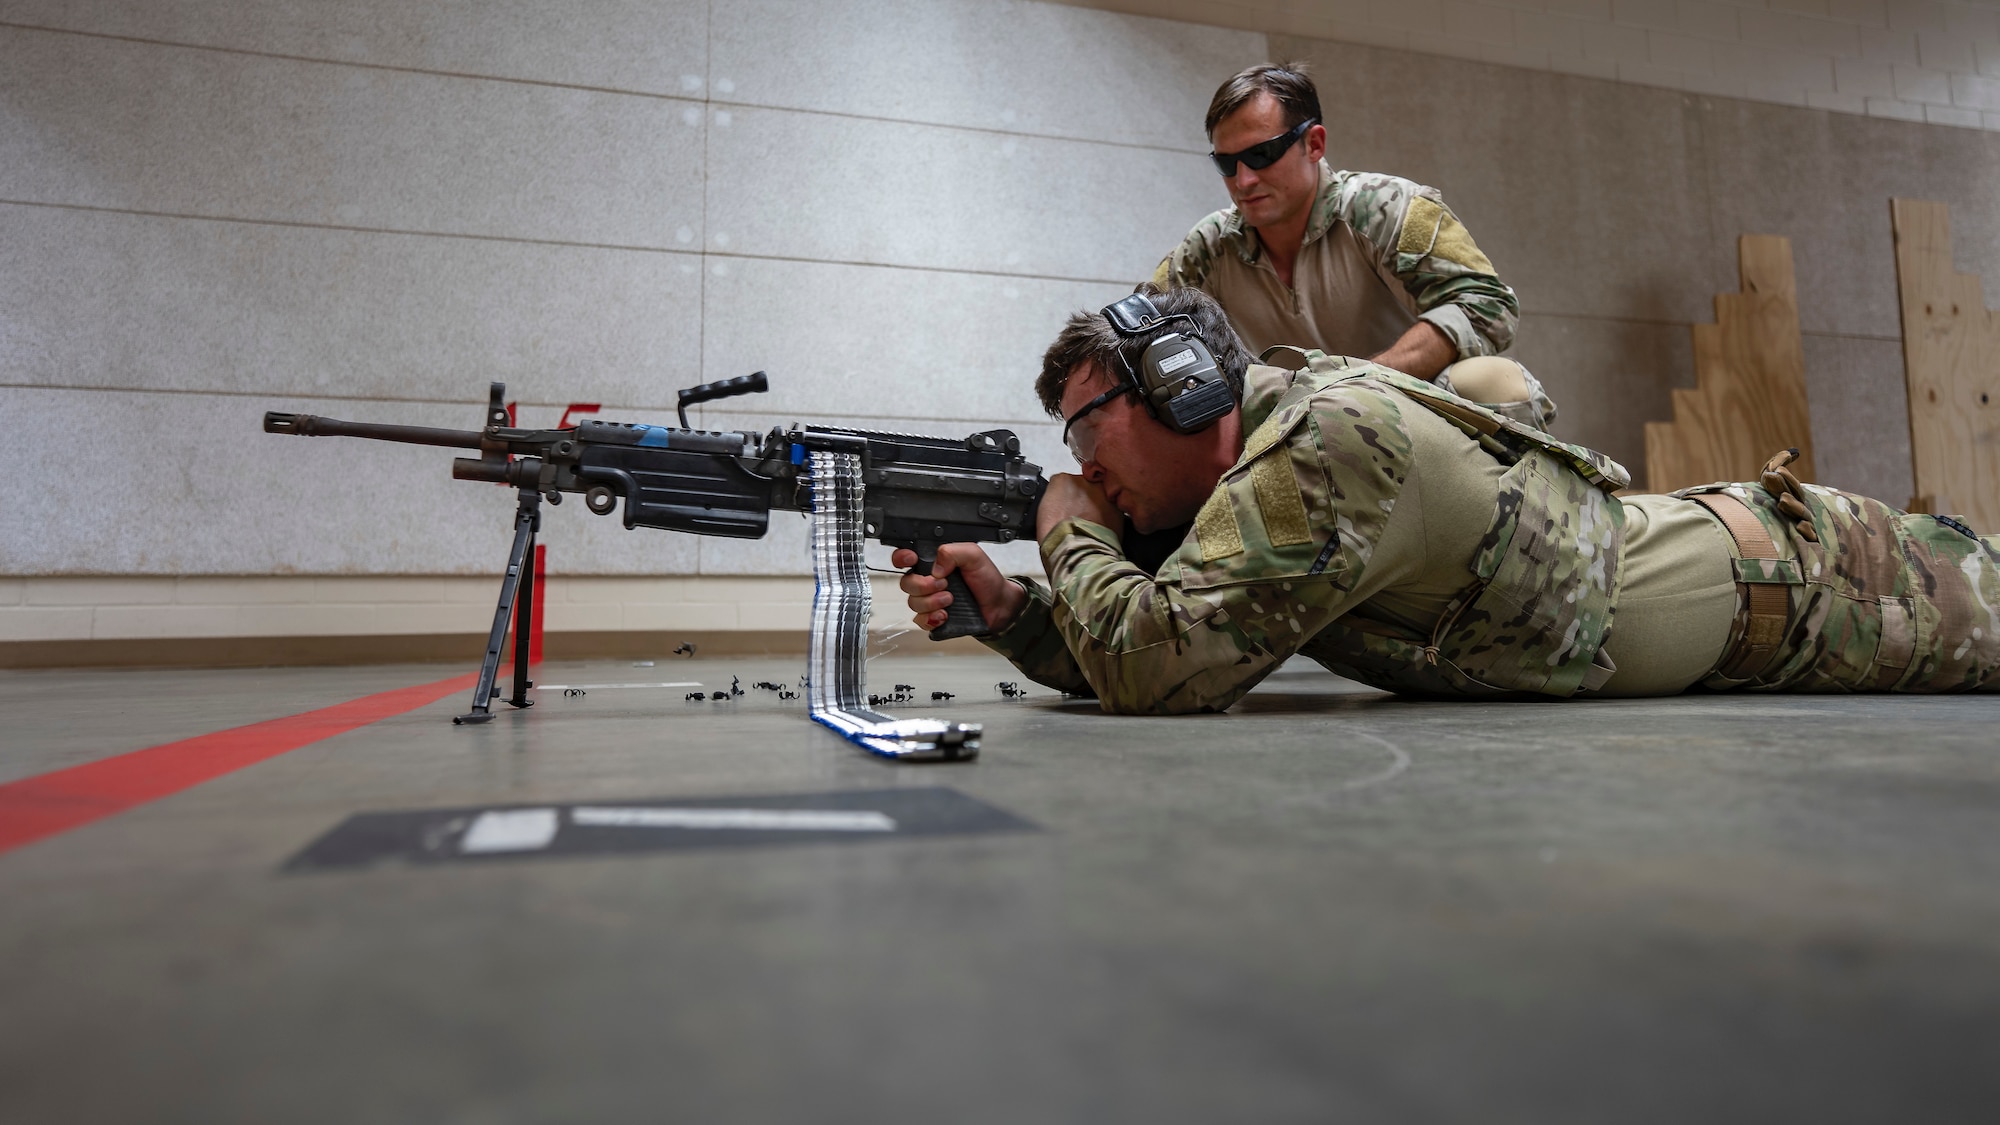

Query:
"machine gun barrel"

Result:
[[264, 412, 485, 450]]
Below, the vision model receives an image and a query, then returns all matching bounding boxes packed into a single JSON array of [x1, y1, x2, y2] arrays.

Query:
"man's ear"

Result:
[[1304, 122, 1327, 163]]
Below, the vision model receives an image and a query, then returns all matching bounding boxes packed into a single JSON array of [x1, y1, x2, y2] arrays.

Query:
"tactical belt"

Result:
[[1689, 491, 1792, 681]]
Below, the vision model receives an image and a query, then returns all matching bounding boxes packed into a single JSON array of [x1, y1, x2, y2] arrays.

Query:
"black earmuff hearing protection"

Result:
[[1100, 293, 1237, 435]]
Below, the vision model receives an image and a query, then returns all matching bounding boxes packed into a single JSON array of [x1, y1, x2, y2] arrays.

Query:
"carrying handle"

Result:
[[677, 371, 769, 428]]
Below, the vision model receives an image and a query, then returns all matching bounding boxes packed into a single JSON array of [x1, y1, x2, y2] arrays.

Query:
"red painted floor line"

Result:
[[0, 671, 479, 857]]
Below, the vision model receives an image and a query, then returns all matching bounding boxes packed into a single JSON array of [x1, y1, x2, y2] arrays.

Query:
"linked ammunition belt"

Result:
[[806, 452, 980, 760]]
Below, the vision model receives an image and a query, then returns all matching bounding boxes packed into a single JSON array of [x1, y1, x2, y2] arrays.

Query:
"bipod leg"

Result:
[[505, 516, 538, 709], [455, 487, 542, 725]]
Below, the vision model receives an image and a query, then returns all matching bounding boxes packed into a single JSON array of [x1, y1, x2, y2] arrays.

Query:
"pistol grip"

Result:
[[930, 570, 992, 641], [913, 548, 991, 641]]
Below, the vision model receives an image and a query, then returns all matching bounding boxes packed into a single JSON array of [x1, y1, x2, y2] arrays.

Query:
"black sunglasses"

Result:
[[1209, 118, 1318, 177]]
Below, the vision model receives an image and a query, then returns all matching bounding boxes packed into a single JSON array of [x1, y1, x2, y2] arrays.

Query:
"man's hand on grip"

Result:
[[893, 543, 1026, 635]]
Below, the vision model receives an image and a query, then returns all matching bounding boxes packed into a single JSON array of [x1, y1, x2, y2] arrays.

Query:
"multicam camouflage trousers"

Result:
[[1681, 470, 2000, 693]]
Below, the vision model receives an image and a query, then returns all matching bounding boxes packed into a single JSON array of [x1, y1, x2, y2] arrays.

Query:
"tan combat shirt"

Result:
[[1152, 163, 1519, 362]]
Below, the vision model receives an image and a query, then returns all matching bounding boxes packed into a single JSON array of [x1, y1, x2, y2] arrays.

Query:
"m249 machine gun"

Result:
[[264, 375, 1044, 741]]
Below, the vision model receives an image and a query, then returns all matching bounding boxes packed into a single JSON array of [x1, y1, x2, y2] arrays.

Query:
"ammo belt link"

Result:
[[1689, 491, 1792, 681]]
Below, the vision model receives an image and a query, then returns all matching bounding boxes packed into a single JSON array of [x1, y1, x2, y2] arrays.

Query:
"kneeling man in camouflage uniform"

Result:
[[895, 287, 2000, 713], [1155, 63, 1554, 431]]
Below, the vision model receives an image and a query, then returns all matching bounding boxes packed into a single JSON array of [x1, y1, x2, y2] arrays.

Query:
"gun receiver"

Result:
[[263, 380, 1044, 644]]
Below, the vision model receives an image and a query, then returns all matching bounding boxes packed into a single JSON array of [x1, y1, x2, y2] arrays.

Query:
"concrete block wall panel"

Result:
[[1506, 313, 1696, 474], [1661, 90, 2000, 499], [1686, 98, 1998, 499], [1268, 38, 1730, 326], [0, 388, 707, 577], [0, 0, 1232, 594], [4, 389, 505, 575], [698, 256, 1129, 426], [0, 204, 704, 403], [711, 0, 1262, 148], [1056, 0, 2000, 133], [0, 28, 704, 247], [2, 398, 1062, 584], [0, 0, 709, 94], [704, 105, 1220, 281], [1801, 334, 1916, 501], [1272, 35, 1733, 463], [1695, 99, 2000, 339]]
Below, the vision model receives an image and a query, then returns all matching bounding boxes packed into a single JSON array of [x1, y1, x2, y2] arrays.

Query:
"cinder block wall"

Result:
[[3, 0, 1998, 665], [0, 0, 1259, 662], [1066, 0, 2000, 129]]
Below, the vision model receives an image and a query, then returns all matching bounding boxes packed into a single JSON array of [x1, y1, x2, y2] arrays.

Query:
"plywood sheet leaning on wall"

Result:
[[1644, 235, 1816, 494], [1891, 199, 2000, 534]]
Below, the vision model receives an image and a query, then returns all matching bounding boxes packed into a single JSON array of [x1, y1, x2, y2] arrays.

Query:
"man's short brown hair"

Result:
[[1205, 63, 1321, 137], [1034, 286, 1251, 419]]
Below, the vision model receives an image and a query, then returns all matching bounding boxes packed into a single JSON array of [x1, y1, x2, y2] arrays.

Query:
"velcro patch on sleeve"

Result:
[[1430, 212, 1496, 273], [1397, 196, 1495, 274], [1397, 196, 1445, 256], [1250, 449, 1313, 547], [1241, 401, 1306, 462], [1194, 488, 1244, 561]]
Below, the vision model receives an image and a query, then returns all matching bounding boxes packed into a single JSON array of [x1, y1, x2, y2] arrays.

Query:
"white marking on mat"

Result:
[[570, 807, 896, 832], [1330, 730, 1411, 793], [460, 808, 561, 854]]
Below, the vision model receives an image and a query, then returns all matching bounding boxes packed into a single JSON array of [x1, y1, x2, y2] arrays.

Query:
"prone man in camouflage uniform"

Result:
[[1154, 63, 1556, 431], [895, 287, 2000, 713]]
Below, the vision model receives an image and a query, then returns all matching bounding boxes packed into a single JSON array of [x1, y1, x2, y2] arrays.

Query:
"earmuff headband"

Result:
[[1098, 294, 1236, 436]]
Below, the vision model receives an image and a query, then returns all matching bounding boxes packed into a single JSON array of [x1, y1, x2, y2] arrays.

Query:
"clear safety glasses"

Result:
[[1209, 117, 1317, 177], [1061, 384, 1133, 466]]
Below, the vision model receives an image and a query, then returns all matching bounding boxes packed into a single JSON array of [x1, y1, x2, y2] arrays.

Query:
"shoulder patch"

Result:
[[1250, 449, 1313, 547], [1194, 489, 1243, 561], [1430, 211, 1495, 273], [1399, 198, 1495, 273], [1397, 196, 1446, 257], [1242, 406, 1301, 462]]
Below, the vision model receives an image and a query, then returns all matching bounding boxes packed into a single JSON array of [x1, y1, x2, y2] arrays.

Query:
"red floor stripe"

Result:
[[0, 671, 479, 857]]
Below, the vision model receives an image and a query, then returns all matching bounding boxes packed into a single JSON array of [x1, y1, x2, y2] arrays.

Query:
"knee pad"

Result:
[[1439, 357, 1530, 404], [1436, 357, 1557, 432]]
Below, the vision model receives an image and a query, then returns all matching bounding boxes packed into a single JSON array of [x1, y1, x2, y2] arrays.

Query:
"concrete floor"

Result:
[[2, 650, 1997, 1123]]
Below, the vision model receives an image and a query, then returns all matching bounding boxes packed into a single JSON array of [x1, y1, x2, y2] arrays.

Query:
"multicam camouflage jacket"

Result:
[[1151, 162, 1519, 361], [982, 354, 1631, 713]]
